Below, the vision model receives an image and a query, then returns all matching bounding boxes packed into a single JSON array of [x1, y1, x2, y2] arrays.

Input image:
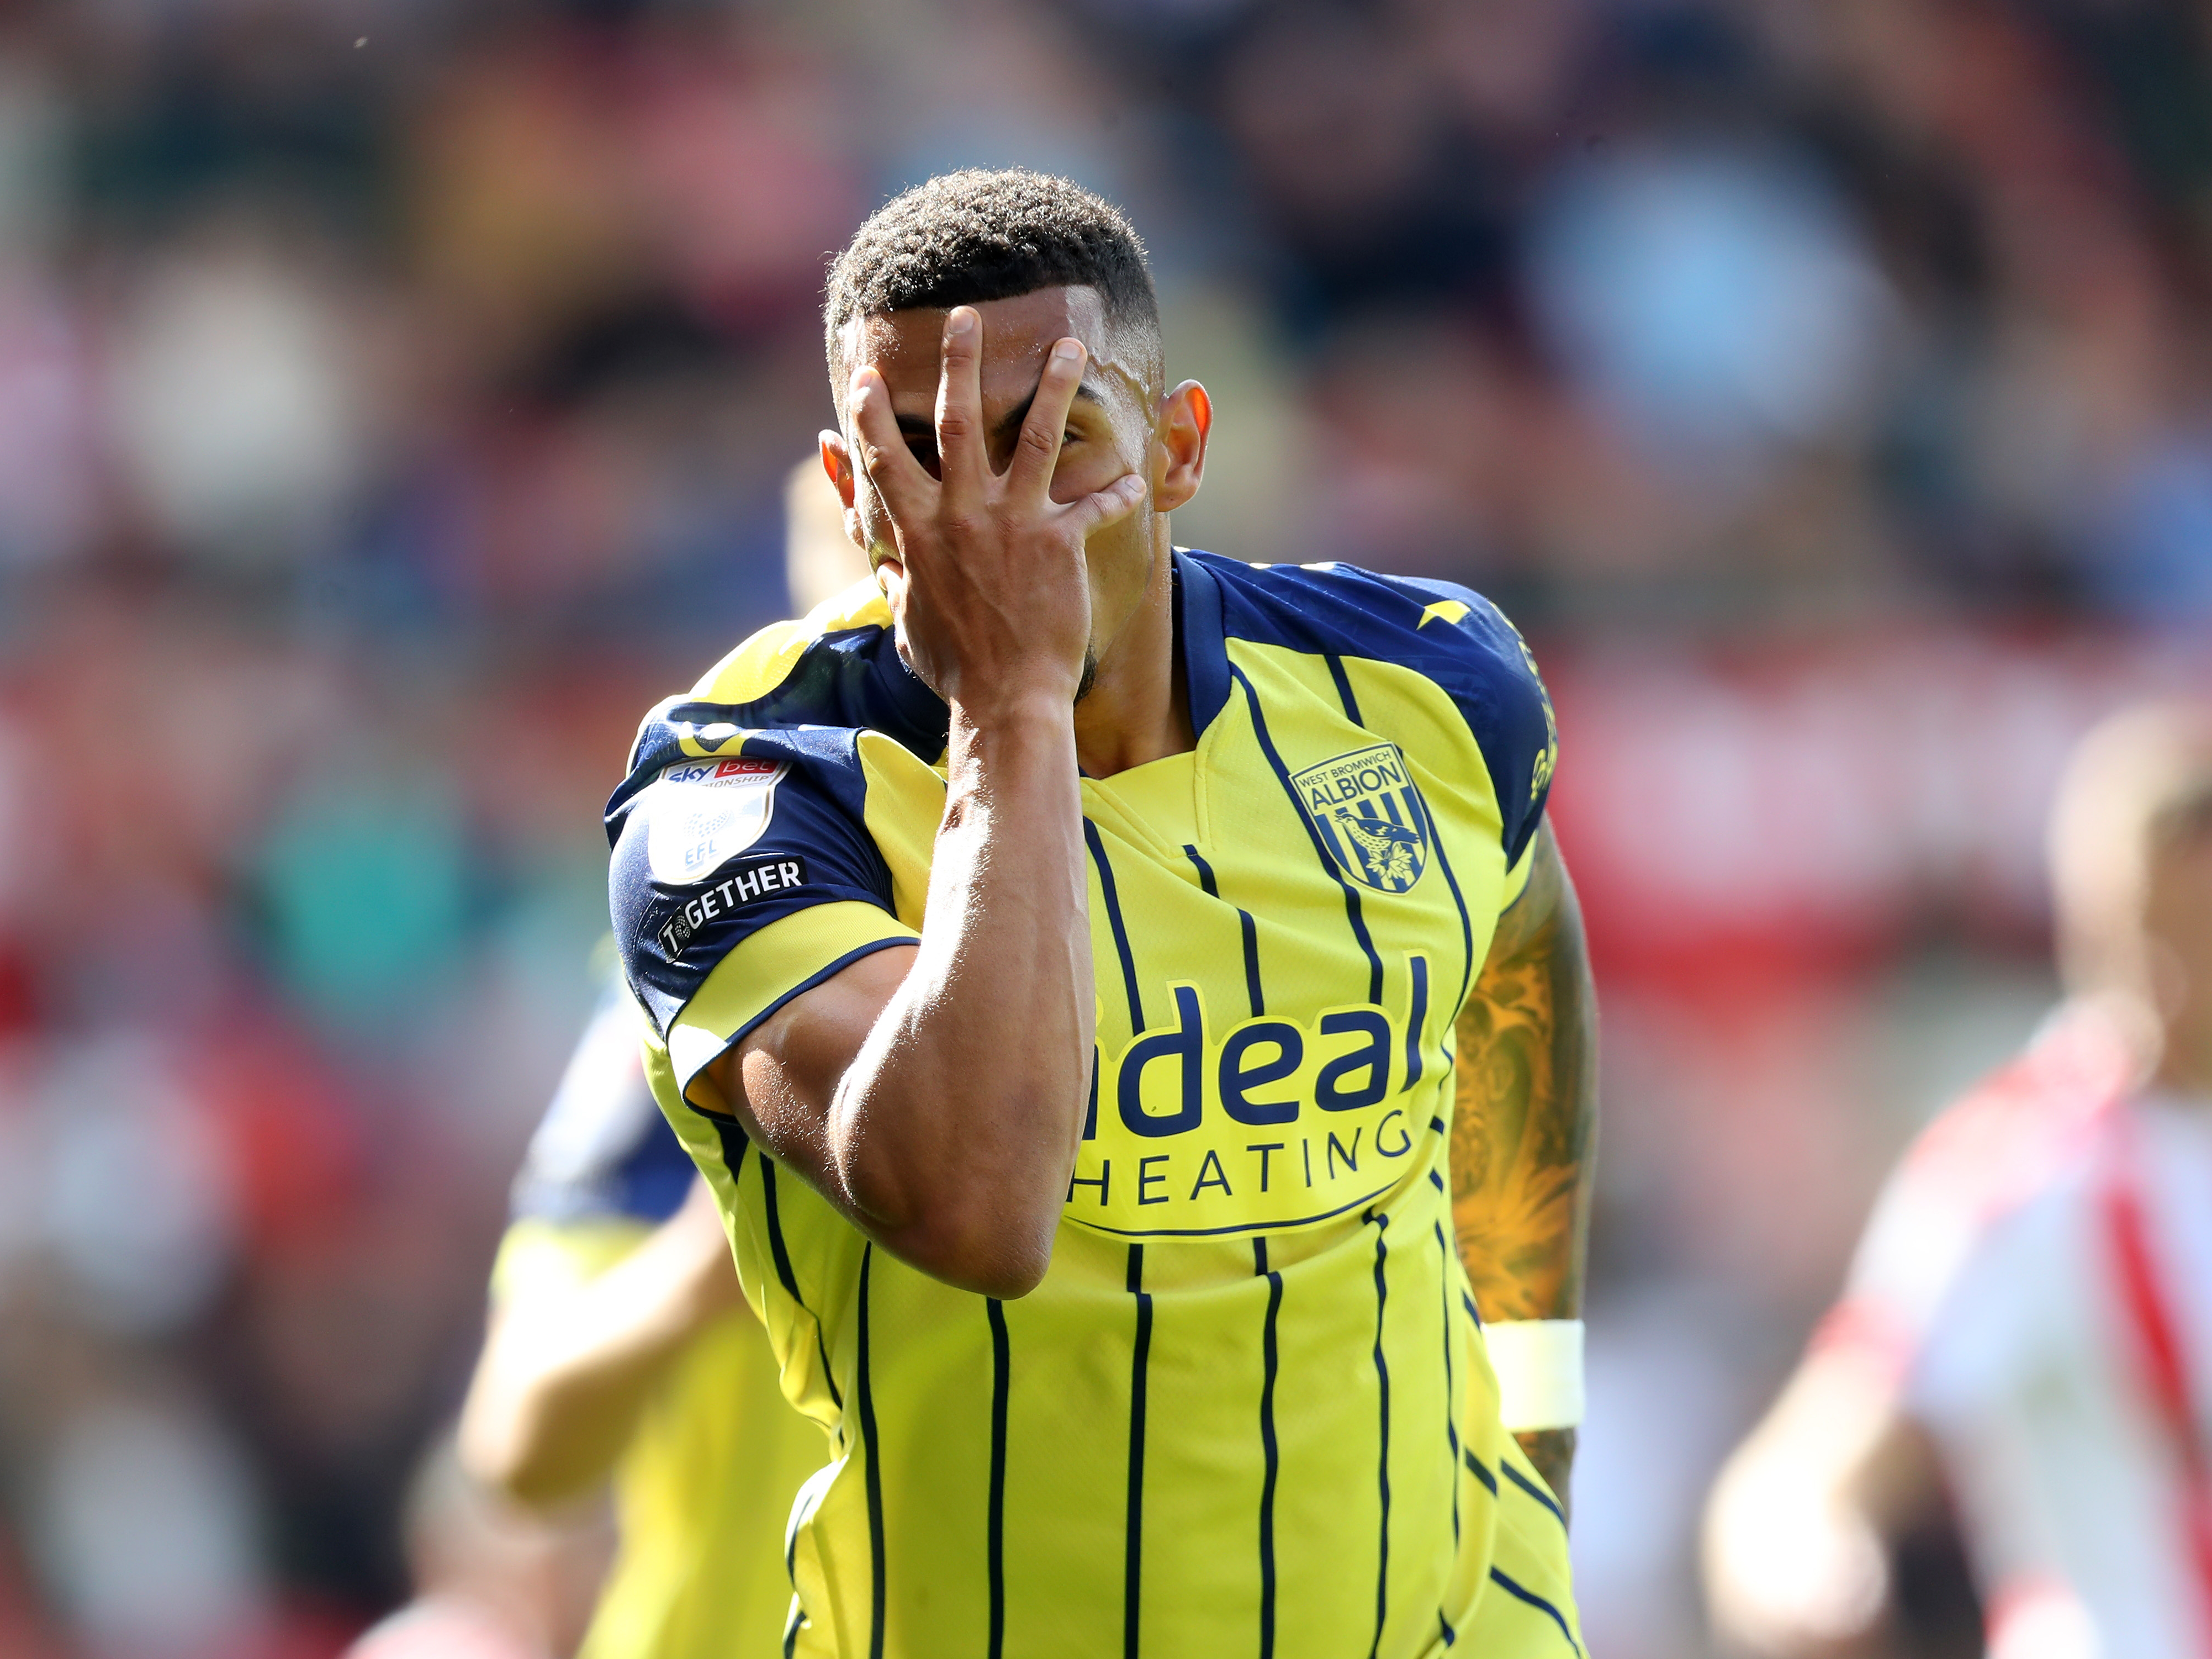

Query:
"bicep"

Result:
[[701, 942, 917, 1182], [1452, 826, 1573, 1171], [1482, 821, 1565, 968]]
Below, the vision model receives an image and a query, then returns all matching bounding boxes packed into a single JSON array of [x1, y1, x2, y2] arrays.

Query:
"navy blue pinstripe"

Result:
[[1488, 1568, 1583, 1656], [856, 1245, 885, 1659], [1227, 662, 1386, 1006], [1087, 820, 1147, 1032], [1255, 1237, 1283, 1659]]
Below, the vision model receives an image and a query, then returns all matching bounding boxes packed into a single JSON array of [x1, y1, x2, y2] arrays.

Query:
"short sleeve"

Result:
[[1904, 1192, 2071, 1428], [1812, 1159, 1978, 1389], [1396, 579, 1558, 879], [510, 960, 697, 1227], [493, 958, 700, 1307], [606, 713, 918, 1105], [1809, 1010, 2126, 1391], [1499, 839, 1539, 911]]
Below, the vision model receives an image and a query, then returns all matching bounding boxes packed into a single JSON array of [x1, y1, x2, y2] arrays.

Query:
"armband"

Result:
[[1484, 1318, 1585, 1432]]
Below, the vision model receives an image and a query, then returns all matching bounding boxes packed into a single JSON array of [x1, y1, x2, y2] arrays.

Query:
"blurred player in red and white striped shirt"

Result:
[[1705, 704, 2212, 1659]]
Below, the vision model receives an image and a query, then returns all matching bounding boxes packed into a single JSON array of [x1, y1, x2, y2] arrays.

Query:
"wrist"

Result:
[[941, 703, 1081, 839], [948, 686, 1078, 736], [946, 696, 1080, 791]]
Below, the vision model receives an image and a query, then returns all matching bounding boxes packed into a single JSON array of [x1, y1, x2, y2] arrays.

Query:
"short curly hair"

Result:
[[823, 169, 1161, 394]]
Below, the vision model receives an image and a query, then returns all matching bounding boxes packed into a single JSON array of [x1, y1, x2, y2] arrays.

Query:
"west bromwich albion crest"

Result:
[[1293, 743, 1430, 894]]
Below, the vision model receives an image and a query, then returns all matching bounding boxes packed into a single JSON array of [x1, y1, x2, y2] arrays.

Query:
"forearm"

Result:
[[825, 702, 1094, 1293], [459, 1203, 741, 1508], [726, 307, 1131, 1296], [1451, 832, 1599, 1504], [1704, 1350, 1936, 1654]]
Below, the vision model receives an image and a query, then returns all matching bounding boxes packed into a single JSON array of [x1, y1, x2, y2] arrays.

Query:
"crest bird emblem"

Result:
[[1335, 807, 1420, 888], [1290, 743, 1431, 895]]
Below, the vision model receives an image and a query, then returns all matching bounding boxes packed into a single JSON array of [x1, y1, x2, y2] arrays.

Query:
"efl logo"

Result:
[[1293, 743, 1430, 895], [647, 758, 787, 885]]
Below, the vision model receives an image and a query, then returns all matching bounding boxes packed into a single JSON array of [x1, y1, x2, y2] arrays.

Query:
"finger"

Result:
[[876, 556, 909, 619], [848, 367, 933, 527], [1007, 336, 1087, 503], [1054, 469, 1149, 540], [934, 307, 987, 509]]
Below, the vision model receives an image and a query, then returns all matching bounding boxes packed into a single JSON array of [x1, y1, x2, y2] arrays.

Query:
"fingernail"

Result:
[[1054, 338, 1083, 361], [949, 308, 977, 337]]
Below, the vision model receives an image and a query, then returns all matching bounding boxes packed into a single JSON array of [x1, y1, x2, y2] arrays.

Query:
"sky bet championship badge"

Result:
[[1293, 743, 1430, 894], [646, 755, 785, 886]]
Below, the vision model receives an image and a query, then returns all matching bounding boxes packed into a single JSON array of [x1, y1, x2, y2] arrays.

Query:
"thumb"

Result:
[[875, 558, 909, 617]]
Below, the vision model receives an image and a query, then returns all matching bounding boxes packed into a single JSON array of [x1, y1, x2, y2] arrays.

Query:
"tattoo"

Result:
[[1450, 831, 1596, 1323], [1451, 826, 1597, 1504]]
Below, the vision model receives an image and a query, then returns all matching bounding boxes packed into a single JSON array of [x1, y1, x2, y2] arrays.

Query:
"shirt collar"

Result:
[[1173, 548, 1230, 739]]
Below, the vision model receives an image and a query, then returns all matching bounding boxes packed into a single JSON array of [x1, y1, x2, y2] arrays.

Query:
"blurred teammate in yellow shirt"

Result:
[[458, 959, 829, 1659], [454, 473, 867, 1659]]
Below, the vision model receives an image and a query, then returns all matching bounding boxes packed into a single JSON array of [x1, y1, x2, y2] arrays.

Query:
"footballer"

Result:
[[606, 170, 1596, 1658]]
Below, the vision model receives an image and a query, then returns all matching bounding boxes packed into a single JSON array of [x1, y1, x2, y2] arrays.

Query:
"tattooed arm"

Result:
[[1452, 821, 1598, 1518]]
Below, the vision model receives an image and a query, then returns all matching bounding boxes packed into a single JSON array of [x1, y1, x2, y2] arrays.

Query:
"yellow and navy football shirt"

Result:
[[606, 550, 1580, 1659], [494, 966, 830, 1659]]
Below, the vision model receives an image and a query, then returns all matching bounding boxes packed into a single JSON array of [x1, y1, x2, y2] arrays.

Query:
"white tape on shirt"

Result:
[[1485, 1319, 1586, 1432]]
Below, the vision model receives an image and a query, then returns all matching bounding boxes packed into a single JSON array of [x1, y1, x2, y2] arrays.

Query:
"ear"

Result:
[[820, 429, 866, 554], [1151, 382, 1211, 514]]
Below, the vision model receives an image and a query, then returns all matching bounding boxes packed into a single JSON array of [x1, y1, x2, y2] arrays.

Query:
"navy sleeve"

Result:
[[511, 966, 696, 1225], [605, 702, 903, 1042], [1393, 578, 1557, 869]]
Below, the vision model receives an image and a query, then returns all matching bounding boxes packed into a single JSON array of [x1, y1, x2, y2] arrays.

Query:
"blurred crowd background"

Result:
[[1, 0, 2209, 1655]]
